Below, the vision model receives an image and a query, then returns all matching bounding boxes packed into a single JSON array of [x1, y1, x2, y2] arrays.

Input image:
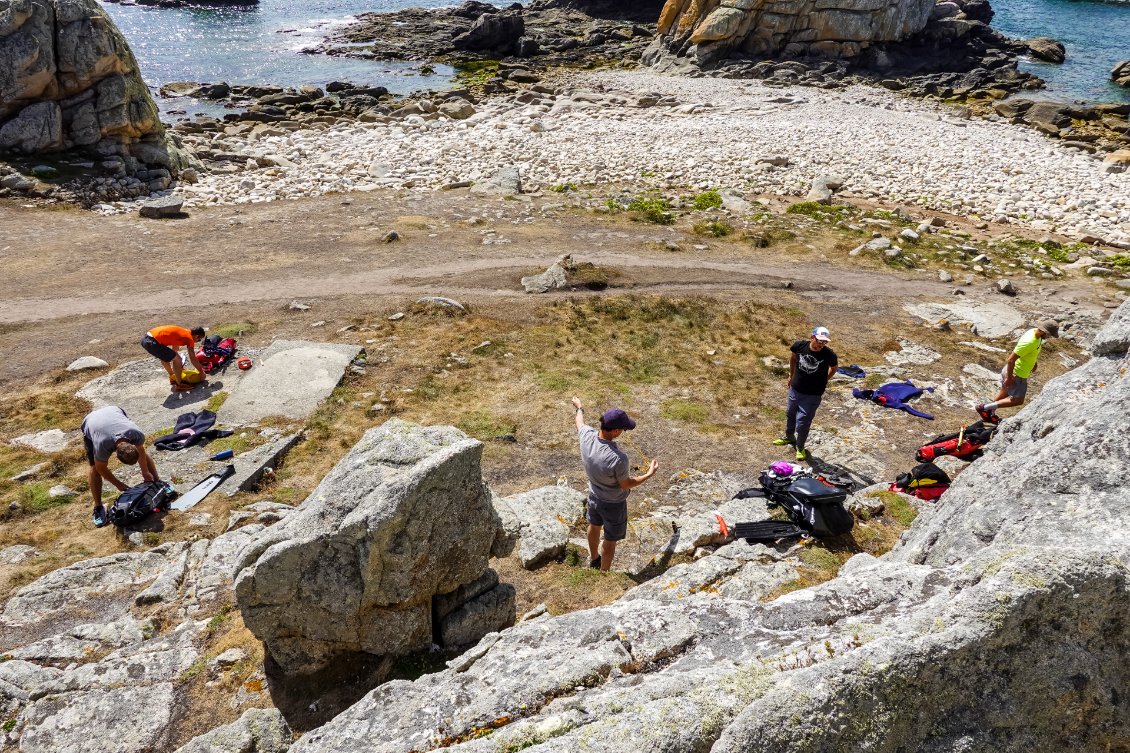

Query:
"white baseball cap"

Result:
[[812, 326, 831, 342]]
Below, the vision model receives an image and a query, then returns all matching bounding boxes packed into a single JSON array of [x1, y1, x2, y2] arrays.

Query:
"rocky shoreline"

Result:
[[100, 69, 1125, 247]]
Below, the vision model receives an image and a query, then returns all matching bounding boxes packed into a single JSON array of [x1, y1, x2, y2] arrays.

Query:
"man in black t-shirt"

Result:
[[772, 326, 838, 461]]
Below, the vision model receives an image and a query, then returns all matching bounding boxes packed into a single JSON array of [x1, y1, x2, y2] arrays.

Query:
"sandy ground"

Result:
[[0, 187, 1108, 385]]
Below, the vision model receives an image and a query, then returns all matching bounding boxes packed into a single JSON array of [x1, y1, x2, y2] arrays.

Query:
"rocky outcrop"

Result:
[[653, 0, 935, 64], [1025, 35, 1065, 64], [171, 708, 291, 753], [1114, 60, 1130, 89], [314, 1, 656, 69], [0, 0, 191, 193], [492, 485, 587, 568], [232, 419, 512, 675], [286, 300, 1130, 752]]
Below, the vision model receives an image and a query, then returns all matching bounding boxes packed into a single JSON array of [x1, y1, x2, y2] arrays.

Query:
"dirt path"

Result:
[[0, 189, 1104, 384]]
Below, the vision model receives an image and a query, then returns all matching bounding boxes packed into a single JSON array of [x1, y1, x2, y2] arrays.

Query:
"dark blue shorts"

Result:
[[141, 333, 177, 363], [586, 499, 628, 541]]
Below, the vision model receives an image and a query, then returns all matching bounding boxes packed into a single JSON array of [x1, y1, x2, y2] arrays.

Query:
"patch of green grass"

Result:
[[691, 190, 723, 210], [180, 658, 207, 681], [550, 183, 577, 193], [785, 201, 851, 219], [143, 532, 161, 547], [207, 604, 234, 633], [457, 410, 518, 439], [1107, 255, 1130, 272], [2, 718, 15, 733], [693, 220, 733, 238], [660, 398, 707, 424], [626, 195, 674, 225], [533, 369, 571, 393], [799, 546, 841, 573], [453, 59, 500, 87], [624, 356, 665, 384], [203, 431, 261, 456], [20, 483, 69, 513], [205, 391, 229, 413], [210, 322, 255, 339], [871, 491, 918, 526]]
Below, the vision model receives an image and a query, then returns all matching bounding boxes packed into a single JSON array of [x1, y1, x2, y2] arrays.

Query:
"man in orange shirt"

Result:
[[142, 325, 206, 389]]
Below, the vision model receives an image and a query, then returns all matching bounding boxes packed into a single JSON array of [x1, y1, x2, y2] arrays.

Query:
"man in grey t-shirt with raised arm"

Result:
[[80, 406, 161, 527], [572, 397, 658, 573]]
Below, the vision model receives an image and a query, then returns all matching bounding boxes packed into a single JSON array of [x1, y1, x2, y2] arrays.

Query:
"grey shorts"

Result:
[[1000, 367, 1028, 400], [586, 499, 628, 541]]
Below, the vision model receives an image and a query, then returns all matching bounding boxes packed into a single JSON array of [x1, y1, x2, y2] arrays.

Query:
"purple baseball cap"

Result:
[[600, 408, 637, 431]]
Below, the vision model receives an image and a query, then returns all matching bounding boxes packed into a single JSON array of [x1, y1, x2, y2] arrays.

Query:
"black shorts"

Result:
[[586, 499, 628, 541], [84, 435, 95, 466], [141, 333, 177, 363]]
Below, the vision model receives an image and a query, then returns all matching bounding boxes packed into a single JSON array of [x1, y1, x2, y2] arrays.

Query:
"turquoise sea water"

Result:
[[99, 0, 1129, 104], [98, 0, 469, 102], [993, 0, 1130, 103]]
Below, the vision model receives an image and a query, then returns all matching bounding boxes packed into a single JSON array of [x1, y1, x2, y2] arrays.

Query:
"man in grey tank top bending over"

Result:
[[572, 396, 659, 572]]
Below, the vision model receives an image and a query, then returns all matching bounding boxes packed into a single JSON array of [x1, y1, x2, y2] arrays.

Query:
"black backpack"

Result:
[[759, 472, 854, 538], [892, 462, 952, 501], [109, 482, 173, 527]]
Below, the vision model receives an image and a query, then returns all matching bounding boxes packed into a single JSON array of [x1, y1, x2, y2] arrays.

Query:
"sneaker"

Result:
[[795, 448, 808, 461], [975, 404, 999, 423], [92, 506, 108, 528], [772, 436, 796, 447], [589, 556, 601, 569]]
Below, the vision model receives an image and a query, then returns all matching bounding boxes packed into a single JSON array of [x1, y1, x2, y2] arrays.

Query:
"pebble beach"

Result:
[[172, 70, 1130, 243]]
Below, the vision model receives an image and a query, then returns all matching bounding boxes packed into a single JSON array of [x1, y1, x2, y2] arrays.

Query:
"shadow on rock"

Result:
[[264, 651, 396, 731], [807, 453, 876, 490], [161, 379, 227, 409]]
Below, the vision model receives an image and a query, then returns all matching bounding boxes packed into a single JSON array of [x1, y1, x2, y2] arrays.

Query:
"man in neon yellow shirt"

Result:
[[976, 319, 1059, 422]]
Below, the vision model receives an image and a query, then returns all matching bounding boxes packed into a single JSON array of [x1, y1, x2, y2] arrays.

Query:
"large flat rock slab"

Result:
[[220, 340, 361, 426], [77, 359, 244, 435], [152, 431, 303, 500], [904, 301, 1026, 339]]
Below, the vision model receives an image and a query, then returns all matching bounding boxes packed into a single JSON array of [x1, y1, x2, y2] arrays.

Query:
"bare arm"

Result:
[[136, 444, 159, 483], [827, 364, 838, 381], [187, 347, 205, 374], [93, 460, 128, 493], [1003, 352, 1018, 383], [571, 396, 586, 430], [618, 459, 659, 490], [788, 352, 798, 387]]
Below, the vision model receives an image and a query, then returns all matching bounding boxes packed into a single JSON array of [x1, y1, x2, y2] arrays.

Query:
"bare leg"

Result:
[[587, 524, 602, 563], [991, 396, 1024, 411], [160, 360, 176, 382], [600, 539, 618, 572], [88, 466, 103, 511], [171, 354, 185, 383]]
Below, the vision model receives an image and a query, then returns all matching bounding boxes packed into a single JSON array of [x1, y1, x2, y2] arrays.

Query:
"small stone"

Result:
[[66, 356, 109, 371], [48, 485, 79, 500], [416, 296, 467, 313], [1088, 267, 1114, 277], [10, 462, 48, 482], [381, 231, 400, 243], [939, 270, 953, 283], [138, 195, 183, 219], [388, 312, 405, 321], [997, 279, 1017, 296], [311, 320, 326, 327], [899, 229, 920, 241], [289, 301, 311, 311]]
